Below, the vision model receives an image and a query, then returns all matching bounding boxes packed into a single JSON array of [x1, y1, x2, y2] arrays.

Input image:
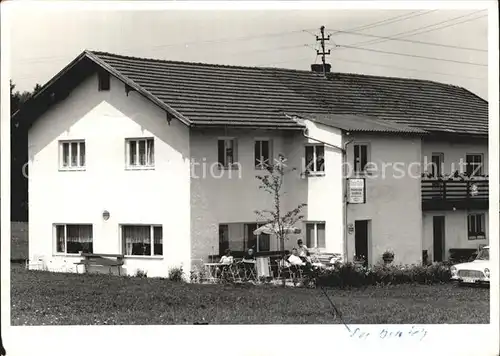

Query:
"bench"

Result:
[[74, 253, 124, 275]]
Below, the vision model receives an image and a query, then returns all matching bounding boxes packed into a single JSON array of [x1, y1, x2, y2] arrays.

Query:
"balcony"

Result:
[[421, 179, 489, 211]]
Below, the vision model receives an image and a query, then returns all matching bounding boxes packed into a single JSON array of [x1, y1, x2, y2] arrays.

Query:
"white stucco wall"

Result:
[[302, 120, 345, 255], [422, 211, 489, 261], [28, 74, 191, 278], [346, 134, 423, 265], [421, 139, 489, 261], [421, 139, 489, 175]]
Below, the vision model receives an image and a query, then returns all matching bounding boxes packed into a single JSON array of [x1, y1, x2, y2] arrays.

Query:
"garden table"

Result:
[[203, 263, 223, 282]]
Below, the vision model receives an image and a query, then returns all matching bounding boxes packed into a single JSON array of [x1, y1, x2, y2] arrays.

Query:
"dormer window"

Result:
[[98, 71, 110, 91]]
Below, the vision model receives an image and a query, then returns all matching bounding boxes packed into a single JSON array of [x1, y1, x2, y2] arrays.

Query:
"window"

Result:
[[305, 222, 326, 249], [55, 224, 93, 254], [126, 138, 155, 168], [60, 141, 86, 170], [431, 153, 444, 177], [122, 225, 163, 256], [245, 223, 270, 252], [218, 138, 238, 168], [305, 145, 325, 173], [255, 140, 272, 169], [219, 224, 229, 253], [98, 71, 110, 91], [354, 144, 369, 173], [468, 213, 486, 240], [466, 154, 483, 176]]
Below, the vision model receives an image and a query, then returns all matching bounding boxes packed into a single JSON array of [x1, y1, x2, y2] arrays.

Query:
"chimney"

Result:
[[311, 63, 331, 73]]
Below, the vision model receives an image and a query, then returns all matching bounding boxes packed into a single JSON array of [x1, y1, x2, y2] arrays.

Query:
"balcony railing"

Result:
[[421, 179, 489, 210]]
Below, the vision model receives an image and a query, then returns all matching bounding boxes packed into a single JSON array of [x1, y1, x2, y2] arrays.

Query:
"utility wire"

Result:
[[346, 10, 487, 48], [305, 43, 487, 79], [17, 28, 317, 64], [335, 44, 487, 67], [328, 10, 436, 35], [331, 55, 487, 81], [325, 27, 486, 52]]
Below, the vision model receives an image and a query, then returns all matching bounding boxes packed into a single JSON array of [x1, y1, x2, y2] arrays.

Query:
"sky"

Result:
[[8, 6, 489, 99]]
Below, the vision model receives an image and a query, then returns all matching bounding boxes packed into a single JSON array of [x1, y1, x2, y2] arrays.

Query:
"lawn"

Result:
[[11, 263, 489, 325]]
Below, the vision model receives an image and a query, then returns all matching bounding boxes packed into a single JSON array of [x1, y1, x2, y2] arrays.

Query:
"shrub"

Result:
[[135, 269, 147, 278], [190, 268, 206, 284], [315, 262, 451, 288], [168, 266, 184, 282]]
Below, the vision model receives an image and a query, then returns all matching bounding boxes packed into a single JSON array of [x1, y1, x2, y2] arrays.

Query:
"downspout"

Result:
[[343, 135, 354, 262]]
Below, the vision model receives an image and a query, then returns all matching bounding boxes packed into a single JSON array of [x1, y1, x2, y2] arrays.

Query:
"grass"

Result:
[[11, 263, 489, 325]]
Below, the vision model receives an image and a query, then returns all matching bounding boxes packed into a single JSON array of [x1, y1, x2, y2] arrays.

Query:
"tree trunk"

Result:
[[280, 236, 286, 287]]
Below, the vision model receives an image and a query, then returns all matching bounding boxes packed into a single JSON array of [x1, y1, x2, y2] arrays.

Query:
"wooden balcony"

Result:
[[421, 179, 489, 211]]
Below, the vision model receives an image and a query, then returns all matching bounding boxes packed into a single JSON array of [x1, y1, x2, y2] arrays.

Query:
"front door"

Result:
[[354, 220, 369, 266], [433, 216, 445, 262]]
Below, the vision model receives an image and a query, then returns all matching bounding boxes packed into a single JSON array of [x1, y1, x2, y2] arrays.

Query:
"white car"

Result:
[[450, 246, 490, 285]]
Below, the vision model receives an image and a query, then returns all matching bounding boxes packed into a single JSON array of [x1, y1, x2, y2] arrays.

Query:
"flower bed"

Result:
[[316, 262, 452, 288]]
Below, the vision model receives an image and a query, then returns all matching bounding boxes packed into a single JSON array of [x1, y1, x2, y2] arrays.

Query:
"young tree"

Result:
[[254, 154, 306, 258]]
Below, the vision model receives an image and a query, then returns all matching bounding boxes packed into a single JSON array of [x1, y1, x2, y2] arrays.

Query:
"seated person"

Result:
[[242, 248, 255, 263], [297, 239, 309, 258], [242, 248, 256, 279], [219, 249, 234, 265], [288, 248, 306, 266]]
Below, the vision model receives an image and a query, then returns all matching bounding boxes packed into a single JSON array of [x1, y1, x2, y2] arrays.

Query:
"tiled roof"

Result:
[[288, 112, 427, 134], [22, 50, 489, 136]]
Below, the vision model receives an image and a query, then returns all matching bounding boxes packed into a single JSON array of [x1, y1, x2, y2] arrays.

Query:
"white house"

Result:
[[16, 50, 488, 278]]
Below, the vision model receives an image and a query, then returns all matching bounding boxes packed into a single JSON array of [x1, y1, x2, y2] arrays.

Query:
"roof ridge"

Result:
[[88, 50, 313, 73], [89, 49, 485, 99]]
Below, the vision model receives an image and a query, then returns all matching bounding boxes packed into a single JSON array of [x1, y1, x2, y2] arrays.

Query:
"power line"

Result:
[[346, 10, 487, 48], [335, 44, 487, 67], [328, 10, 436, 35], [17, 28, 317, 64], [331, 55, 487, 81], [325, 27, 487, 52]]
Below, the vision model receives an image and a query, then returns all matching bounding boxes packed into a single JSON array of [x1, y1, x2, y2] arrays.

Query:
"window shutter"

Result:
[[254, 141, 261, 167], [305, 146, 314, 171], [232, 139, 238, 166], [218, 140, 225, 167], [361, 145, 368, 171]]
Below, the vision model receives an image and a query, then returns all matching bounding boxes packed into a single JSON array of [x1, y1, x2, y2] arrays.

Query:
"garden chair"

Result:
[[25, 255, 46, 271], [256, 257, 271, 280]]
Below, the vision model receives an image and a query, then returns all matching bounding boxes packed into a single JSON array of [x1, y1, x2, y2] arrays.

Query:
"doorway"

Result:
[[354, 220, 370, 266], [433, 216, 445, 262]]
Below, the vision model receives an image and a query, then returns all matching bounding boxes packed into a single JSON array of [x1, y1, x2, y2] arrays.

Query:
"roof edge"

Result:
[[84, 50, 192, 126]]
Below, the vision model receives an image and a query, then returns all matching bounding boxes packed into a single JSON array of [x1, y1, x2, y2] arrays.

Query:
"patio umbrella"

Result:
[[253, 223, 301, 236]]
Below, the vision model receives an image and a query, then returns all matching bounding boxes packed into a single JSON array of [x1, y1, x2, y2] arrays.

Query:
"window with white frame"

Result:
[[468, 213, 486, 240], [126, 138, 155, 168], [305, 145, 325, 173], [60, 141, 86, 169], [305, 222, 326, 248], [218, 138, 238, 168], [255, 140, 272, 169], [121, 225, 163, 256], [55, 224, 93, 254]]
